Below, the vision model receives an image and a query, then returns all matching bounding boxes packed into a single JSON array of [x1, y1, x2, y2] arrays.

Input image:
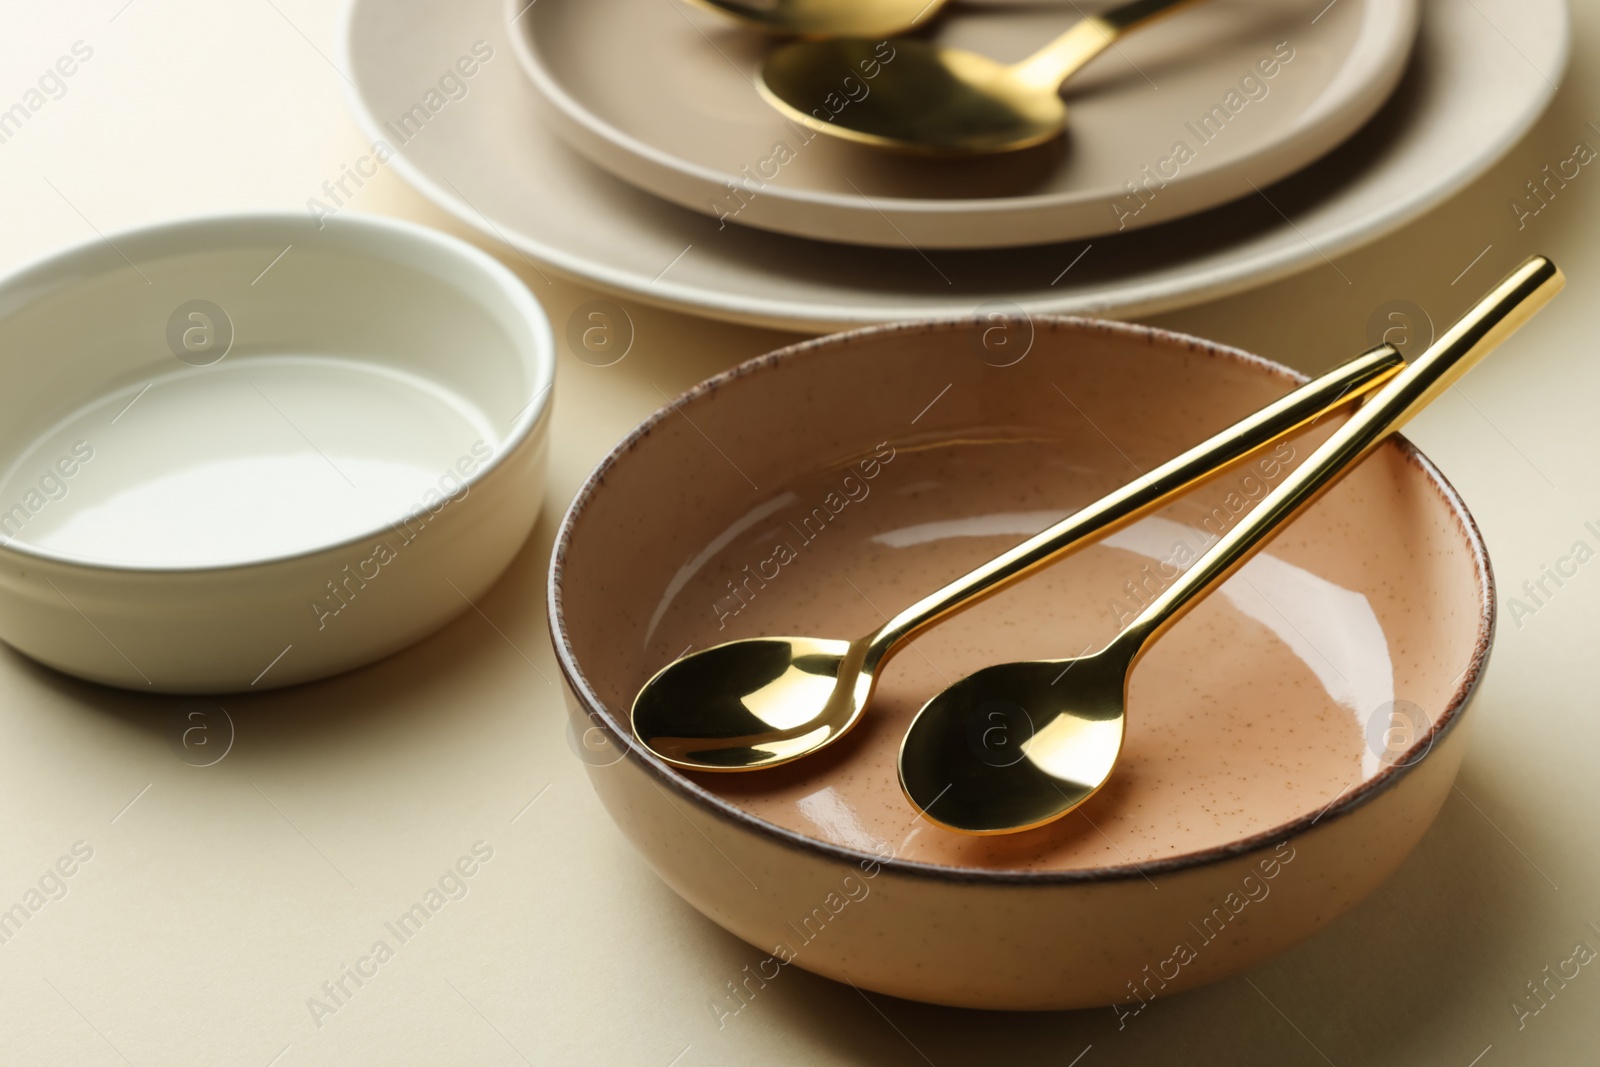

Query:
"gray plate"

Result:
[[338, 0, 1566, 331]]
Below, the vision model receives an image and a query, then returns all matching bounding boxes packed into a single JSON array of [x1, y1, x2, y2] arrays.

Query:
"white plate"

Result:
[[0, 213, 554, 693], [339, 0, 1566, 332], [509, 0, 1418, 249]]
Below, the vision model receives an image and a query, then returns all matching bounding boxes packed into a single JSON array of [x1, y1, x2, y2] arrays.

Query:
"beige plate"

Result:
[[548, 317, 1494, 1009], [510, 0, 1418, 249], [338, 0, 1566, 331]]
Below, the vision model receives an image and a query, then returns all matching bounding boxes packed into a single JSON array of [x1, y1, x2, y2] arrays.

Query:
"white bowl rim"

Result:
[[0, 209, 556, 575], [548, 316, 1495, 887]]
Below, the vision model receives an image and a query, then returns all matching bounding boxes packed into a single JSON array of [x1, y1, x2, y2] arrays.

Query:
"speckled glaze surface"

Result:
[[548, 318, 1492, 1009]]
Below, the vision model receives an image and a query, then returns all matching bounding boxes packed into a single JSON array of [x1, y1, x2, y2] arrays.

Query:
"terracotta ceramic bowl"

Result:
[[548, 318, 1491, 1011]]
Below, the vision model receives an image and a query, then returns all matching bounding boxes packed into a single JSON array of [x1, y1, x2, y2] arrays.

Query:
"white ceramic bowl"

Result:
[[0, 212, 554, 693]]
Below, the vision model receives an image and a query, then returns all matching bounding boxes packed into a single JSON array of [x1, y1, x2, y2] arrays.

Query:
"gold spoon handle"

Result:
[[1114, 256, 1564, 663], [863, 343, 1405, 670], [1010, 0, 1206, 92]]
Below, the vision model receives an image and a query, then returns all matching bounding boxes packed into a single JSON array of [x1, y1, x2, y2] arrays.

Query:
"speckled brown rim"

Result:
[[547, 316, 1495, 887]]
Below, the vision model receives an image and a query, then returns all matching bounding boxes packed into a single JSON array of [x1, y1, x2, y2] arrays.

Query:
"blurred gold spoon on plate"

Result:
[[758, 0, 1205, 154], [898, 257, 1563, 835], [681, 0, 943, 38], [631, 343, 1405, 772]]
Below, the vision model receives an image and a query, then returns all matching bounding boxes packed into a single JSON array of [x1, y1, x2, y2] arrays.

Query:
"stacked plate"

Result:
[[339, 0, 1565, 331], [340, 0, 1566, 332]]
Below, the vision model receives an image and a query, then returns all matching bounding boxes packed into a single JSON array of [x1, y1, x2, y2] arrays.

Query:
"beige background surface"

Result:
[[0, 1, 1596, 1064]]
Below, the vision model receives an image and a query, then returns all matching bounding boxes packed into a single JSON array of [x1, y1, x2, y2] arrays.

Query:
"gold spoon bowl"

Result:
[[681, 0, 943, 38], [759, 0, 1205, 154]]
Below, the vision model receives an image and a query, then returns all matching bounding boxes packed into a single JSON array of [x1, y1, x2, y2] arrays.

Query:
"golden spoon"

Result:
[[681, 0, 943, 39], [631, 344, 1405, 772], [759, 0, 1205, 155], [899, 257, 1564, 835]]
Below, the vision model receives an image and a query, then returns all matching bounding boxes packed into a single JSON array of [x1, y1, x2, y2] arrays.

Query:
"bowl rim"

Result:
[[548, 316, 1494, 886], [0, 209, 556, 575]]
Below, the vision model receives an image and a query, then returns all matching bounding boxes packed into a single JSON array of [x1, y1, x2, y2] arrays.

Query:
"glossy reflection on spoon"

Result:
[[758, 0, 1207, 154]]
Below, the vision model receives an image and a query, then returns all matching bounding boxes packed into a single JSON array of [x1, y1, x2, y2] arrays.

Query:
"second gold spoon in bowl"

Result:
[[759, 0, 1205, 154], [898, 256, 1563, 835], [631, 343, 1403, 772]]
